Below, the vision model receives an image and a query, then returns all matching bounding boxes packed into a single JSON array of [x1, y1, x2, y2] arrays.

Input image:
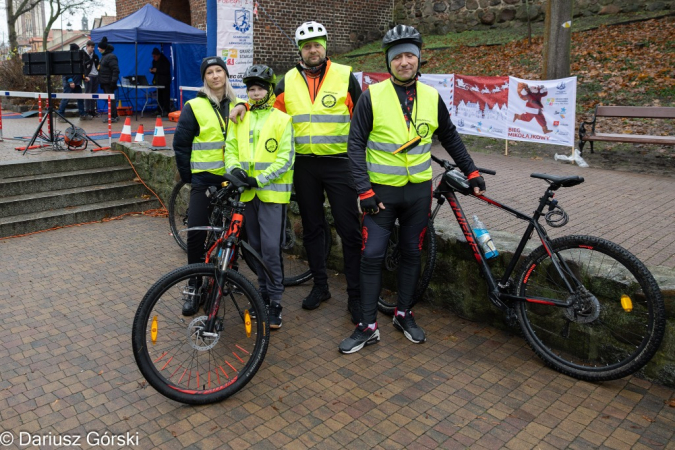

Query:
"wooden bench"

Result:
[[578, 106, 675, 155]]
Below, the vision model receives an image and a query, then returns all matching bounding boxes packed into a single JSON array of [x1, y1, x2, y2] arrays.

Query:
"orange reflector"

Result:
[[621, 294, 633, 312], [244, 310, 252, 337], [151, 316, 158, 344]]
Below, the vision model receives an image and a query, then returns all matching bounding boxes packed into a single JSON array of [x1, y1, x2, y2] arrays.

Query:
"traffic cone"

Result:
[[151, 115, 167, 148], [119, 117, 132, 142], [134, 124, 144, 143]]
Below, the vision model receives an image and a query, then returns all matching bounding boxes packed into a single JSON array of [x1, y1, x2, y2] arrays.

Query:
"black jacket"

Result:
[[174, 92, 234, 186], [84, 51, 99, 77], [98, 45, 119, 85], [151, 53, 171, 87]]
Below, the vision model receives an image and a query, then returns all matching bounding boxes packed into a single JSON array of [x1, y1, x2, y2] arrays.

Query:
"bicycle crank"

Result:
[[187, 315, 221, 350]]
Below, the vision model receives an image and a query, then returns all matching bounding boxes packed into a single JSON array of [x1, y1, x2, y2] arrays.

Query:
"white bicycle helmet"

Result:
[[295, 21, 328, 47]]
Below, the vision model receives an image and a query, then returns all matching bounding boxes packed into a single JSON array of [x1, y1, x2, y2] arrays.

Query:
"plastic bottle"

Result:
[[472, 215, 498, 259]]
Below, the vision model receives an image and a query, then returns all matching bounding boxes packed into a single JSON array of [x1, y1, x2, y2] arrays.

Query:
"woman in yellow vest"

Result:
[[225, 65, 295, 329], [340, 25, 487, 353], [173, 57, 246, 316]]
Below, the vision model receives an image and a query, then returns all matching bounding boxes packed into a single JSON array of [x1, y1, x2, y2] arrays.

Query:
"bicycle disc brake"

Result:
[[187, 315, 220, 350], [563, 286, 601, 324]]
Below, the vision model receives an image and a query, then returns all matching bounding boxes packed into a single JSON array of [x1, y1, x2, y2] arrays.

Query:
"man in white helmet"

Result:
[[272, 21, 364, 323]]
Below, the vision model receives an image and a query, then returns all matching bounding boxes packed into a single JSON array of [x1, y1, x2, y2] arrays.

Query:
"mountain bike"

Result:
[[168, 181, 332, 286], [133, 175, 270, 404], [381, 154, 665, 382]]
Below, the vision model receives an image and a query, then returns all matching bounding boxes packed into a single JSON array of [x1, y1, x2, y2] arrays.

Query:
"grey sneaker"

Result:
[[338, 324, 380, 354], [393, 309, 426, 343]]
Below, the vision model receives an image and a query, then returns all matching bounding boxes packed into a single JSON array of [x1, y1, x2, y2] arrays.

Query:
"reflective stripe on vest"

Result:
[[187, 97, 227, 176], [283, 62, 352, 156], [232, 108, 294, 203], [366, 80, 439, 186]]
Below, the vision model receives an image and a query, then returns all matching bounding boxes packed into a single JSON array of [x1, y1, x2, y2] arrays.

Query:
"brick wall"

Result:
[[115, 0, 393, 73]]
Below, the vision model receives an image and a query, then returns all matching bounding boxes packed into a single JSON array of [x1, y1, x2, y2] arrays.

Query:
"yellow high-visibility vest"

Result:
[[366, 79, 438, 186], [283, 62, 352, 155], [187, 97, 229, 176]]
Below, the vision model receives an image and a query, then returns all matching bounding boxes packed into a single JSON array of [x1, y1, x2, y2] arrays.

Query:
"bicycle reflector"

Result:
[[621, 294, 633, 312], [151, 315, 158, 344], [244, 310, 252, 337]]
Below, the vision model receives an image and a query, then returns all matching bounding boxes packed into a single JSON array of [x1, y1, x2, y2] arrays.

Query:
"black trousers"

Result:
[[157, 87, 171, 116], [187, 184, 214, 265], [360, 180, 432, 325], [100, 83, 117, 118], [293, 155, 362, 299]]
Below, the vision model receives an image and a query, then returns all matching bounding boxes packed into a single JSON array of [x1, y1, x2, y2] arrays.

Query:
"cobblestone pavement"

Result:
[[0, 216, 674, 450]]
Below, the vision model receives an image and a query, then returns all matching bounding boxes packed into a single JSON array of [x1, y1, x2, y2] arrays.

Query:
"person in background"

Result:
[[271, 21, 363, 323], [224, 65, 294, 329], [173, 57, 247, 316], [150, 47, 172, 117], [57, 43, 85, 122], [83, 40, 100, 119], [339, 25, 486, 354], [97, 37, 119, 123]]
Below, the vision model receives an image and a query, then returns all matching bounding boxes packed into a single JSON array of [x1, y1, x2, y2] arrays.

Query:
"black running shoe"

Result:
[[302, 284, 331, 310], [338, 324, 380, 354], [181, 278, 202, 316], [393, 309, 426, 343], [269, 301, 282, 329], [347, 297, 361, 325]]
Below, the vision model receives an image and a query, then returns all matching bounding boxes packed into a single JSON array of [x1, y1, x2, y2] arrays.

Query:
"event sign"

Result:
[[452, 75, 508, 139], [507, 76, 577, 147], [216, 0, 254, 99], [419, 73, 454, 117]]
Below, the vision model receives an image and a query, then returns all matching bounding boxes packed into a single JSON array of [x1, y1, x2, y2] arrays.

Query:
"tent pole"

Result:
[[135, 42, 139, 121]]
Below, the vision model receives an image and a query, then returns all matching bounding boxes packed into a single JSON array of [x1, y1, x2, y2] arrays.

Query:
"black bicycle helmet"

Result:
[[382, 24, 423, 51], [242, 64, 276, 88]]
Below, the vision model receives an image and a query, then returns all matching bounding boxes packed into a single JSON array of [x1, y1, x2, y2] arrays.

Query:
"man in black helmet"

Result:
[[339, 25, 486, 354]]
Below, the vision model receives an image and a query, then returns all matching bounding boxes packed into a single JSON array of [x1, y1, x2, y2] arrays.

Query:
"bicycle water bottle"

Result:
[[472, 215, 498, 259]]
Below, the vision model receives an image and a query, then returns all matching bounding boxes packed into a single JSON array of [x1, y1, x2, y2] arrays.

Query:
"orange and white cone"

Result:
[[119, 117, 132, 142], [134, 124, 145, 143], [151, 115, 167, 148]]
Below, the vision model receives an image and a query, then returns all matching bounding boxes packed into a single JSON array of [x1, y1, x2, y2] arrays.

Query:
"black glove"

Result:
[[469, 176, 486, 194], [231, 168, 248, 182], [245, 176, 258, 188], [360, 195, 381, 214]]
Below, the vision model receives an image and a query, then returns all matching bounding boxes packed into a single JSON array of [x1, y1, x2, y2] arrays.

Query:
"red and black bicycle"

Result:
[[379, 154, 665, 381]]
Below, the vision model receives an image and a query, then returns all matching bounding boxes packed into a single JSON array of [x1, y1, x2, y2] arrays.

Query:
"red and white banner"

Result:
[[353, 72, 577, 147]]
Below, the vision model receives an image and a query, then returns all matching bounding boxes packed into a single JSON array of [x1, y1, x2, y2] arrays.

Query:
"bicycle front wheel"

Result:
[[132, 264, 269, 405], [514, 235, 665, 381], [168, 181, 190, 252], [378, 219, 437, 315]]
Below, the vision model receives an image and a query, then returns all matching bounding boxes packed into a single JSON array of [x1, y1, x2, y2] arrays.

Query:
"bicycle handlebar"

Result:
[[430, 154, 496, 176]]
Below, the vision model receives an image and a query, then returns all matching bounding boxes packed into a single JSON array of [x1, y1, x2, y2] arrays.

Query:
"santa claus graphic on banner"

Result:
[[513, 83, 552, 134]]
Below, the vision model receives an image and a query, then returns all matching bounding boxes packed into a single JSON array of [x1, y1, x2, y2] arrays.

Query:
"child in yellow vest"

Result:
[[224, 65, 295, 329]]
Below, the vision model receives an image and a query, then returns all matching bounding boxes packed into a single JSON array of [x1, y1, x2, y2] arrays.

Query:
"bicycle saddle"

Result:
[[530, 173, 584, 188]]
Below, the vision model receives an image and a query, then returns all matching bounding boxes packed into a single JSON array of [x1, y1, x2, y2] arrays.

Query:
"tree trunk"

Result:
[[542, 0, 573, 80], [7, 0, 18, 52]]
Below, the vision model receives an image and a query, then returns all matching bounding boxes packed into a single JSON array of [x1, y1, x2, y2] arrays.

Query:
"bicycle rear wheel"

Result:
[[168, 181, 190, 252], [242, 215, 332, 287], [132, 263, 269, 405], [514, 235, 665, 381], [377, 219, 437, 315]]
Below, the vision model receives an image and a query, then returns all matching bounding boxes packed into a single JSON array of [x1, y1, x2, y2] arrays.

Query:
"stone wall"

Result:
[[114, 0, 394, 75], [393, 0, 674, 35]]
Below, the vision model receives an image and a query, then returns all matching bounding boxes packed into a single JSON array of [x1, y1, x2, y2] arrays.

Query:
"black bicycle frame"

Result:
[[432, 183, 580, 311]]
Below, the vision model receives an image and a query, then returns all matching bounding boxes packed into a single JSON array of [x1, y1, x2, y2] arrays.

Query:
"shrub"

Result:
[[0, 53, 61, 106]]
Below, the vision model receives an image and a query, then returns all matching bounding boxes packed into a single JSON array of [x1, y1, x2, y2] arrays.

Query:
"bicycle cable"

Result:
[[545, 205, 569, 228]]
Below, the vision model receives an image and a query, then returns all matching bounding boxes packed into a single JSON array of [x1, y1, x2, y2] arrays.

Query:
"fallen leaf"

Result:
[[642, 415, 655, 423]]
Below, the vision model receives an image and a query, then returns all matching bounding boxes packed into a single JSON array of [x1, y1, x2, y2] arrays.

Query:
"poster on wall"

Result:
[[418, 73, 454, 116], [507, 76, 577, 147], [452, 75, 509, 139], [217, 0, 254, 99]]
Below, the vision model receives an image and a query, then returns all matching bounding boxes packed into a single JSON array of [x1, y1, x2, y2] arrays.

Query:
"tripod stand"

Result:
[[22, 105, 100, 155]]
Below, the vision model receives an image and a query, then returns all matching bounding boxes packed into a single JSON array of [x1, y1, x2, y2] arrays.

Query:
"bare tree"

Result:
[[42, 0, 103, 50], [542, 0, 573, 80], [5, 0, 43, 51]]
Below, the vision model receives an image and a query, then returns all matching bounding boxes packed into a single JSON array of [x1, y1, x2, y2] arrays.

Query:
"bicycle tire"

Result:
[[378, 219, 437, 315], [243, 215, 333, 287], [513, 235, 665, 382], [168, 181, 190, 252], [132, 263, 270, 405]]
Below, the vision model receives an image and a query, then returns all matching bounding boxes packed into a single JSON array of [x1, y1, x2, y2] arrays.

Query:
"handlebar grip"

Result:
[[478, 167, 496, 175]]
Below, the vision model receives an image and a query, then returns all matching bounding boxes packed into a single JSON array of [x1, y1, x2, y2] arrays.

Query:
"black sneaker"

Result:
[[269, 301, 282, 329], [181, 278, 203, 316], [302, 284, 331, 310], [393, 309, 426, 343], [339, 323, 380, 354], [347, 297, 361, 325]]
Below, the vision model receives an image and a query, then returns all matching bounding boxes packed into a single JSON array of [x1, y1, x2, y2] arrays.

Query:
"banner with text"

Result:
[[354, 72, 576, 147], [217, 0, 254, 99]]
